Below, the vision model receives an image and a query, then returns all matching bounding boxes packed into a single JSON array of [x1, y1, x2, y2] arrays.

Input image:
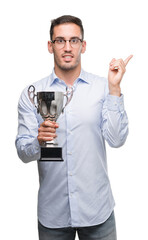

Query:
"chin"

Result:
[[59, 63, 78, 71]]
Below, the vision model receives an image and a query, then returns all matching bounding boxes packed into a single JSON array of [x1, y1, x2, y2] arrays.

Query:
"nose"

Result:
[[64, 40, 72, 51]]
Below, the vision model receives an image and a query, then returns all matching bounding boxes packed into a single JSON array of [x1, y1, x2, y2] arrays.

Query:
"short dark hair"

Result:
[[50, 15, 84, 41]]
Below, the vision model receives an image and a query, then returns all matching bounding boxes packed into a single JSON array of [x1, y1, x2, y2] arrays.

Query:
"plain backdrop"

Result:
[[0, 0, 148, 239]]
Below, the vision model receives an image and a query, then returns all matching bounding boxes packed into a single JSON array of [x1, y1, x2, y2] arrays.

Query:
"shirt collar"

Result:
[[78, 69, 91, 84], [50, 69, 60, 86], [49, 68, 91, 87]]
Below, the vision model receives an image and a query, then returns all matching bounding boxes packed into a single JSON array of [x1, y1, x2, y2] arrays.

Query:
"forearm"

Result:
[[16, 137, 40, 163], [101, 94, 129, 148], [16, 87, 41, 163]]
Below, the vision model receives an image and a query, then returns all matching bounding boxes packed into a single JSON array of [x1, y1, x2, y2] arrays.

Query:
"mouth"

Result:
[[62, 54, 74, 62]]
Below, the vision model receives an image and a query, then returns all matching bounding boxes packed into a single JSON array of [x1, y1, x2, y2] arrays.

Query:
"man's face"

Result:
[[48, 23, 86, 71]]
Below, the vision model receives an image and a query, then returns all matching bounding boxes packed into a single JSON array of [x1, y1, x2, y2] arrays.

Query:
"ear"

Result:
[[48, 41, 53, 54], [81, 40, 86, 54]]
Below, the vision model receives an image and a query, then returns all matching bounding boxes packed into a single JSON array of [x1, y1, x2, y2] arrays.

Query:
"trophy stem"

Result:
[[46, 138, 58, 146]]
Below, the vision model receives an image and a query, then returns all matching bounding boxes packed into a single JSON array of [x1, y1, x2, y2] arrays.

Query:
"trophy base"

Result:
[[40, 146, 63, 161]]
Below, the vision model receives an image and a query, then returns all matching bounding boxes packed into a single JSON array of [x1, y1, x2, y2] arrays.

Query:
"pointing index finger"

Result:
[[124, 54, 133, 66]]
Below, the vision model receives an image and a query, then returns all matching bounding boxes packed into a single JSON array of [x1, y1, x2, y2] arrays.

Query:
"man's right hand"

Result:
[[37, 120, 59, 145]]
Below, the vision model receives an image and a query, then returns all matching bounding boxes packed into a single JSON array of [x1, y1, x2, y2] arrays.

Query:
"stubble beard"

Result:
[[54, 53, 81, 72]]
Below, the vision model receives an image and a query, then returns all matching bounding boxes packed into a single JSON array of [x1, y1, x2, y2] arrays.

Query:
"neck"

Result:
[[54, 65, 81, 86]]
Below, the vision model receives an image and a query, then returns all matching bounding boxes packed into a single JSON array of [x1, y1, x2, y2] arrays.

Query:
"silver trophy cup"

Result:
[[28, 85, 73, 161]]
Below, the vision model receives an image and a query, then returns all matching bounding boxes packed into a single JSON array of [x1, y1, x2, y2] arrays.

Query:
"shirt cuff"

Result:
[[106, 94, 125, 112], [32, 138, 40, 154]]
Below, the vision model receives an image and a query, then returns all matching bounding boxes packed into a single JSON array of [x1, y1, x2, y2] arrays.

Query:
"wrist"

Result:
[[109, 85, 121, 97]]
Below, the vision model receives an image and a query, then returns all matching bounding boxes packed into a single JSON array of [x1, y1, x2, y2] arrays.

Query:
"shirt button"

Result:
[[68, 130, 72, 134], [67, 110, 71, 114], [68, 152, 72, 155]]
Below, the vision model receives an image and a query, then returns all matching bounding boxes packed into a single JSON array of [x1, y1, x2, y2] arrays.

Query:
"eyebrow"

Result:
[[54, 36, 80, 40]]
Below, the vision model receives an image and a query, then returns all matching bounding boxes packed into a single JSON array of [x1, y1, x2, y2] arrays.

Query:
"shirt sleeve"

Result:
[[15, 87, 41, 163], [101, 93, 129, 148]]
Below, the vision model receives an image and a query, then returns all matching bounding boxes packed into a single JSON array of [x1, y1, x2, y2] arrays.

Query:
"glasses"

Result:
[[51, 37, 83, 49]]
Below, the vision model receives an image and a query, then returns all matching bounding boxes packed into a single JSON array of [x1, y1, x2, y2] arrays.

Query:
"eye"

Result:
[[71, 38, 78, 44], [56, 39, 65, 44]]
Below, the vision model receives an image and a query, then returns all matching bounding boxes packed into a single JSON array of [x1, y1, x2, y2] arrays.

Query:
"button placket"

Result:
[[65, 106, 79, 226]]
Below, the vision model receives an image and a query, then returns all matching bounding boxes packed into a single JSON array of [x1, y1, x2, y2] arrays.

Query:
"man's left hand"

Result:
[[108, 55, 133, 96]]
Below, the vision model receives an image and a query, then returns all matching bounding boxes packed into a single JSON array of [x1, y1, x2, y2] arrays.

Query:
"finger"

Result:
[[38, 136, 54, 145], [110, 58, 124, 66], [38, 131, 57, 138], [109, 58, 116, 65], [41, 120, 59, 128], [38, 130, 57, 138], [124, 54, 133, 66], [39, 126, 56, 133], [110, 60, 125, 72]]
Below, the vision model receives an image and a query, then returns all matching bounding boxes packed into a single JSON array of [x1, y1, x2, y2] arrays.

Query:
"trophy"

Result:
[[28, 85, 73, 161]]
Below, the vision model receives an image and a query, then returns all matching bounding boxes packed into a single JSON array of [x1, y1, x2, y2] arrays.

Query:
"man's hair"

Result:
[[50, 15, 84, 41]]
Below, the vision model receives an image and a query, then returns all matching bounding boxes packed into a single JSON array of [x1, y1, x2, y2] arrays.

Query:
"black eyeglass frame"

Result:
[[51, 37, 83, 47]]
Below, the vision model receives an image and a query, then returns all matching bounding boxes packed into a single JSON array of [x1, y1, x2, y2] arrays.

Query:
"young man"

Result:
[[16, 15, 132, 240]]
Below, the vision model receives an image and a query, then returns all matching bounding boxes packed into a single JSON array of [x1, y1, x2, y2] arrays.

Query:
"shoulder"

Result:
[[21, 74, 52, 96], [28, 75, 52, 91], [18, 74, 52, 108], [81, 69, 107, 85]]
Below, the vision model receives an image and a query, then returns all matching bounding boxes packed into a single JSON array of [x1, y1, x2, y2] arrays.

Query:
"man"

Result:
[[16, 15, 132, 240]]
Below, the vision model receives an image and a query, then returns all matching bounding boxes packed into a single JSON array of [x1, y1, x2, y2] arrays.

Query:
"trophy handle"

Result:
[[62, 86, 74, 113], [28, 85, 37, 108]]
